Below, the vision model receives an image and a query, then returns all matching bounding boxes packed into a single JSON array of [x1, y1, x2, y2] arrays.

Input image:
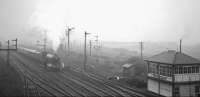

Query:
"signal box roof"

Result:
[[146, 50, 200, 65]]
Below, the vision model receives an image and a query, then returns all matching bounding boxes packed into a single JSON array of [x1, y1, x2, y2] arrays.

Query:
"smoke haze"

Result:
[[0, 0, 200, 49]]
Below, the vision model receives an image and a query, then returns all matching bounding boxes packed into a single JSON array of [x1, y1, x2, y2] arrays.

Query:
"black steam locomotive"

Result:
[[43, 52, 65, 71]]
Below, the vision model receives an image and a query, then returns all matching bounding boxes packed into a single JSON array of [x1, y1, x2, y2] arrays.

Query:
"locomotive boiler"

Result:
[[43, 52, 65, 71]]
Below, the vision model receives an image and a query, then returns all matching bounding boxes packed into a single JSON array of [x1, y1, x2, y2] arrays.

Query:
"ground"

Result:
[[0, 52, 23, 96], [0, 48, 159, 97]]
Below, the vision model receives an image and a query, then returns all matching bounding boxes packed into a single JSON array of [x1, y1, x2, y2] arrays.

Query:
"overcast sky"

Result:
[[0, 0, 200, 46]]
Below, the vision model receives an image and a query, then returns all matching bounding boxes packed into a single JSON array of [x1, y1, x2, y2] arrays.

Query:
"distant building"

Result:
[[122, 63, 135, 78], [145, 50, 200, 97]]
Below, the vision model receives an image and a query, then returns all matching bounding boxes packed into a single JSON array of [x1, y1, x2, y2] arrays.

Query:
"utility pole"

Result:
[[65, 26, 74, 56], [7, 40, 10, 65], [36, 30, 47, 56], [43, 30, 47, 53], [89, 40, 92, 56], [140, 41, 143, 59], [0, 41, 2, 48], [94, 35, 100, 64], [36, 30, 48, 68], [95, 35, 99, 43], [84, 31, 90, 71]]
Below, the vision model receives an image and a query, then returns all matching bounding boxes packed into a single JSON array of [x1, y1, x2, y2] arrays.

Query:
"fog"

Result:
[[1, 0, 200, 49]]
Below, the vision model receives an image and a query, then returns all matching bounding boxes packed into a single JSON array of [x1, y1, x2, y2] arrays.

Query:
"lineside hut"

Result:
[[122, 63, 135, 78]]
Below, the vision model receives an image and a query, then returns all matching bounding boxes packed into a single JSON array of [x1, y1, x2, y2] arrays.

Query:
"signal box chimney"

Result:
[[180, 39, 182, 53]]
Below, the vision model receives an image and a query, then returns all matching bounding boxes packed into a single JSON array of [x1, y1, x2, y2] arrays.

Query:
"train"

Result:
[[20, 47, 65, 71], [43, 52, 65, 71]]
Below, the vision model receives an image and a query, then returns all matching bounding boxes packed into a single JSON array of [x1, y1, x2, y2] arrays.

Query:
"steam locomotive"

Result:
[[20, 47, 65, 71], [43, 52, 65, 71]]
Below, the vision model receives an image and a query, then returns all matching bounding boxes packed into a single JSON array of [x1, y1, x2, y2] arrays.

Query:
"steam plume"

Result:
[[28, 0, 69, 51]]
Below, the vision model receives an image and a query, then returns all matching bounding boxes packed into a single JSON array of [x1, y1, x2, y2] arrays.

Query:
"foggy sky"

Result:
[[0, 0, 200, 45]]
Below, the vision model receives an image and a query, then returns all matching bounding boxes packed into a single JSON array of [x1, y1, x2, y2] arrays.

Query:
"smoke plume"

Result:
[[28, 0, 69, 51]]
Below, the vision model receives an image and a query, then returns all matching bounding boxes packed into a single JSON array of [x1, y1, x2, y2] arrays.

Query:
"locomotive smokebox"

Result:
[[43, 52, 65, 71]]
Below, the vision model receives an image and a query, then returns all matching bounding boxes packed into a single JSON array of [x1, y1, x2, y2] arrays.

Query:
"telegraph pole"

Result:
[[68, 28, 70, 55], [36, 31, 48, 68], [140, 41, 143, 59], [36, 30, 48, 58], [84, 31, 90, 71], [89, 40, 92, 56], [94, 35, 100, 64], [95, 35, 99, 42], [94, 34, 102, 65], [7, 40, 10, 65], [65, 26, 74, 56], [44, 30, 47, 53]]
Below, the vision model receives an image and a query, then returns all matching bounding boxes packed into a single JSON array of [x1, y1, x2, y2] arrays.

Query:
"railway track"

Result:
[[14, 52, 104, 97], [51, 72, 100, 97], [24, 76, 41, 97], [68, 70, 136, 97], [0, 53, 44, 97], [61, 70, 126, 97], [15, 51, 134, 97], [60, 72, 114, 97], [85, 72, 145, 97], [10, 51, 147, 97], [72, 68, 145, 97], [14, 60, 55, 97], [12, 52, 100, 97], [11, 54, 68, 97], [17, 48, 148, 97]]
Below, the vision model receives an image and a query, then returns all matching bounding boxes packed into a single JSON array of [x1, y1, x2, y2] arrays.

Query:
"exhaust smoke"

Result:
[[28, 0, 70, 51]]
